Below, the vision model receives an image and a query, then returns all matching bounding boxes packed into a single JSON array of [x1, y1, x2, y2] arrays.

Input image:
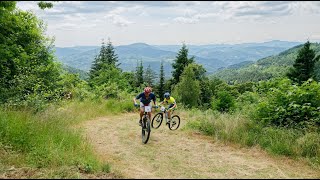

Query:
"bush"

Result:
[[211, 91, 236, 113], [254, 78, 320, 130]]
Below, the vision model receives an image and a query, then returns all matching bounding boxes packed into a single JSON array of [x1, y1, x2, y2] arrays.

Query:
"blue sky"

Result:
[[17, 1, 320, 47]]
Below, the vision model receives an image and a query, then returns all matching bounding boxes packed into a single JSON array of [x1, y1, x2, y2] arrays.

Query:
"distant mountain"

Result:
[[211, 43, 320, 83], [61, 64, 89, 80], [53, 40, 303, 77], [155, 40, 302, 66]]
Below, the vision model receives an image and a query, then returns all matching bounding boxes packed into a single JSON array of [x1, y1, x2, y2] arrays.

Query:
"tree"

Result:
[[88, 38, 120, 87], [286, 41, 320, 85], [105, 38, 120, 68], [172, 43, 195, 84], [135, 60, 144, 87], [184, 63, 212, 108], [144, 64, 157, 87], [157, 61, 165, 101], [172, 64, 200, 108], [0, 1, 61, 104]]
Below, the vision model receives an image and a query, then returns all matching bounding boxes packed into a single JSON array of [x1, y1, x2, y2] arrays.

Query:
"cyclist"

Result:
[[133, 87, 158, 126], [159, 92, 177, 124]]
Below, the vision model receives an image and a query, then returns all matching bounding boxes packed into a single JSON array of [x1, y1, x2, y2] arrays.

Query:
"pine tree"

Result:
[[89, 39, 106, 82], [88, 38, 120, 87], [105, 38, 121, 68], [172, 43, 194, 84], [135, 60, 144, 87], [158, 61, 165, 101], [144, 64, 157, 87], [287, 41, 320, 85]]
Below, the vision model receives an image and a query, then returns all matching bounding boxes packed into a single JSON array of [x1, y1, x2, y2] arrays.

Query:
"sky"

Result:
[[16, 1, 320, 47]]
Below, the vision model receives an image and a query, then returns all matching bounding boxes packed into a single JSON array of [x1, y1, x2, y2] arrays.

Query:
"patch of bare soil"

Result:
[[80, 112, 320, 179]]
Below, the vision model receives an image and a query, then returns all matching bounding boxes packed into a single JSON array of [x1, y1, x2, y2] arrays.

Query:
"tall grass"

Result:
[[182, 105, 320, 168], [0, 95, 134, 178]]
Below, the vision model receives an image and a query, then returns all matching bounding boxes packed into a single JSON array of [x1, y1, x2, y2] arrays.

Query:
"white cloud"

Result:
[[107, 14, 134, 27], [15, 1, 320, 46], [173, 17, 199, 24]]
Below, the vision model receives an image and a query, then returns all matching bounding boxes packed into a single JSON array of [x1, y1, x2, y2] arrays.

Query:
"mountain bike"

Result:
[[151, 106, 180, 130], [135, 105, 158, 144]]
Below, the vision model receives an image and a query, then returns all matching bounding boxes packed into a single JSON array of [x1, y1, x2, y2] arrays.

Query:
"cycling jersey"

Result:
[[163, 97, 176, 105], [136, 92, 156, 105]]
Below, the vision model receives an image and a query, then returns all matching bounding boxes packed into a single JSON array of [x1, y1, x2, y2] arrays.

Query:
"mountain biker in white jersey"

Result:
[[133, 87, 158, 126]]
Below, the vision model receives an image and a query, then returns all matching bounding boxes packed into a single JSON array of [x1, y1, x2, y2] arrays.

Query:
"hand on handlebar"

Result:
[[134, 103, 139, 107]]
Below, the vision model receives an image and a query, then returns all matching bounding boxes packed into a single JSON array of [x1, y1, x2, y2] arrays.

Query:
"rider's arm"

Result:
[[152, 94, 157, 106], [171, 102, 177, 109], [134, 93, 142, 104]]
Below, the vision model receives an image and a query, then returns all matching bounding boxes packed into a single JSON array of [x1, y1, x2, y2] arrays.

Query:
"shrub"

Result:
[[254, 78, 320, 130], [211, 91, 236, 113]]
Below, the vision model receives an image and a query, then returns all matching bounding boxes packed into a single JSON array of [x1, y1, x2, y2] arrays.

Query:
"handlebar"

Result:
[[134, 104, 158, 109]]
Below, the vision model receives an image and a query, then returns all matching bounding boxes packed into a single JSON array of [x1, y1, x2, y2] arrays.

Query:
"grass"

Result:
[[0, 96, 134, 178], [182, 105, 320, 169]]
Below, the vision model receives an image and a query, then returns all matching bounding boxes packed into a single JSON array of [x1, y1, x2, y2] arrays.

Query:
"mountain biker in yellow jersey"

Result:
[[133, 87, 158, 126], [159, 92, 177, 124]]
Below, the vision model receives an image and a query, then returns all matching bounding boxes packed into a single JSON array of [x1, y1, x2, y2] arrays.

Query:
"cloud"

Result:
[[107, 14, 134, 27], [105, 6, 142, 27], [208, 1, 295, 20], [173, 17, 199, 24]]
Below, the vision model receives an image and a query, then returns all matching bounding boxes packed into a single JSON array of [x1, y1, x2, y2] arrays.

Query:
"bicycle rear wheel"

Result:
[[151, 113, 163, 129], [168, 115, 180, 130], [141, 117, 151, 144]]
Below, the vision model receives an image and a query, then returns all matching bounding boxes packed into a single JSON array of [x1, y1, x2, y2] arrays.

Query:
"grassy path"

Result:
[[80, 112, 320, 179]]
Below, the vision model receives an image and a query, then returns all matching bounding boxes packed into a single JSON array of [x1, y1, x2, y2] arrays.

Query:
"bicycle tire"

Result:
[[168, 115, 180, 130], [141, 116, 151, 144], [151, 113, 163, 129]]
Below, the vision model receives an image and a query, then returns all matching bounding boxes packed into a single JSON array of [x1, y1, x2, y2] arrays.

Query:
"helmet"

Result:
[[144, 87, 152, 94], [164, 92, 170, 98]]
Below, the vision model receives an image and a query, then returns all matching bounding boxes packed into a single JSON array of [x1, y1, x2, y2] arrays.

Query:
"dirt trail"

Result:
[[80, 112, 320, 179]]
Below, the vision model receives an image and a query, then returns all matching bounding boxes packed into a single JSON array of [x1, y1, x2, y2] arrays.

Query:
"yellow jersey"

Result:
[[163, 97, 176, 105]]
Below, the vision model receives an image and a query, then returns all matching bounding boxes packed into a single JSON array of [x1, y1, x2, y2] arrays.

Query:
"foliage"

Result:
[[144, 64, 157, 87], [156, 61, 166, 101], [172, 64, 200, 108], [211, 91, 236, 113], [135, 60, 144, 87], [172, 43, 194, 84], [37, 1, 54, 10], [89, 39, 120, 86], [0, 4, 62, 108], [254, 78, 320, 130], [287, 41, 320, 85]]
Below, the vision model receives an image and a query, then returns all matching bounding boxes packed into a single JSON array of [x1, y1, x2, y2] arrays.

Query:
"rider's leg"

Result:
[[167, 104, 174, 122], [148, 112, 152, 120], [139, 103, 144, 125], [147, 103, 152, 120]]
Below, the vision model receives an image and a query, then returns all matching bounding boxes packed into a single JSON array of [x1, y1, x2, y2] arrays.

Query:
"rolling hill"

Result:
[[53, 40, 302, 77], [211, 42, 320, 83]]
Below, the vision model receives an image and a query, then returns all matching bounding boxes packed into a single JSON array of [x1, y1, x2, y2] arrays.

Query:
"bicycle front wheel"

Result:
[[151, 113, 163, 129], [142, 117, 151, 144], [168, 115, 180, 130]]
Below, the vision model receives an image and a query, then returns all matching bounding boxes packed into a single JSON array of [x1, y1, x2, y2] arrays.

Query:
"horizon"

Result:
[[55, 39, 309, 48], [17, 1, 320, 47]]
